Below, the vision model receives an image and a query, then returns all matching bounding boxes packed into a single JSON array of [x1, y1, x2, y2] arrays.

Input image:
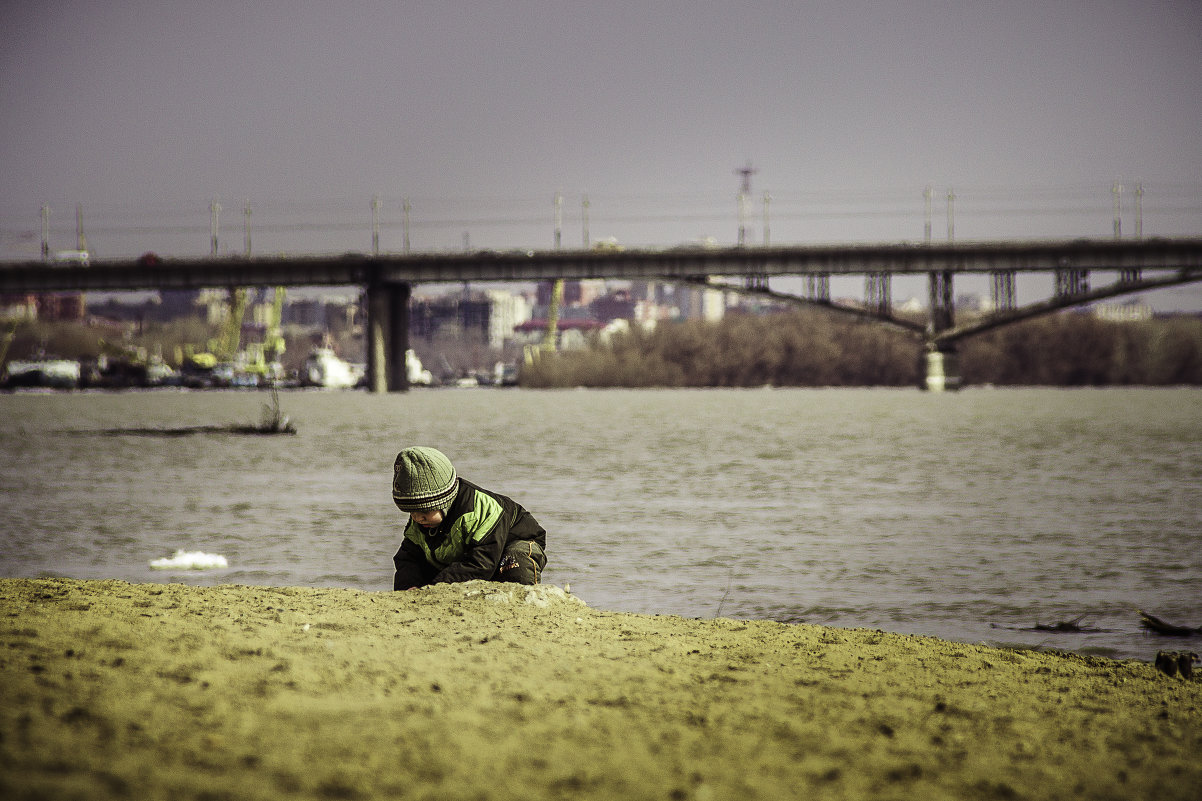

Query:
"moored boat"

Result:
[[302, 347, 360, 389], [2, 358, 81, 389]]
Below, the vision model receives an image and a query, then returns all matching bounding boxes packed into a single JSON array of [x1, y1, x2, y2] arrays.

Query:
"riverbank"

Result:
[[2, 577, 1199, 800]]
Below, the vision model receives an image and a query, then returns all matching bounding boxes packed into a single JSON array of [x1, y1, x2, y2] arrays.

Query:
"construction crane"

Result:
[[264, 286, 286, 364], [0, 320, 18, 372], [523, 278, 565, 368], [230, 286, 288, 383], [248, 286, 287, 382], [212, 287, 249, 362], [178, 286, 282, 386]]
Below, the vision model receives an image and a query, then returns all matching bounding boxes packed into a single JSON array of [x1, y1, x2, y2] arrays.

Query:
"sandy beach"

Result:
[[2, 577, 1199, 800]]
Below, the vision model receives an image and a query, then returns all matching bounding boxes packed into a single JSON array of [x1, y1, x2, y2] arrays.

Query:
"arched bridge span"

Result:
[[696, 268, 1202, 339]]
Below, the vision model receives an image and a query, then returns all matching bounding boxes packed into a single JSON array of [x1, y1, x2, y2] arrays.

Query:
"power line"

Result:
[[6, 182, 1201, 258]]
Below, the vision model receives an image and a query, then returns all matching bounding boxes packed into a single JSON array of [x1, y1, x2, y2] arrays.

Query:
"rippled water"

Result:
[[2, 386, 1200, 661]]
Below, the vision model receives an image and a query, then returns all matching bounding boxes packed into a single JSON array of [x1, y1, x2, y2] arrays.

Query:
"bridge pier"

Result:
[[366, 282, 411, 393], [923, 270, 960, 391], [922, 344, 961, 392]]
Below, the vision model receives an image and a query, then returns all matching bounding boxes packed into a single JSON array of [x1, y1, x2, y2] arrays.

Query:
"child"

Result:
[[391, 446, 547, 590]]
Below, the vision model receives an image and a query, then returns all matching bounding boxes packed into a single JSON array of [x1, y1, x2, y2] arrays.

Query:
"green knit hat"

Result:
[[392, 447, 459, 512]]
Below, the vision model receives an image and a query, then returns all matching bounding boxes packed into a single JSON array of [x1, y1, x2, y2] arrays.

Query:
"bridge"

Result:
[[3, 237, 1201, 391]]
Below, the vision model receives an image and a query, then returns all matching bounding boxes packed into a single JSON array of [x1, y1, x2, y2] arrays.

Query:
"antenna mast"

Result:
[[734, 161, 757, 245], [41, 204, 50, 259], [75, 203, 88, 253]]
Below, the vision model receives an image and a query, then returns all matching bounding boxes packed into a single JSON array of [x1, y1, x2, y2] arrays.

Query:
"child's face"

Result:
[[410, 509, 444, 528]]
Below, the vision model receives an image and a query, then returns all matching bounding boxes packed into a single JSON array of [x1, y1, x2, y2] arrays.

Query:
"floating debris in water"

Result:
[[79, 388, 296, 436], [95, 421, 296, 436], [1031, 615, 1103, 633], [1140, 610, 1202, 636]]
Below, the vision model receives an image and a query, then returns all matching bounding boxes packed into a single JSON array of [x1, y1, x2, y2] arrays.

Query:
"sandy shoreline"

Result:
[[2, 578, 1199, 800]]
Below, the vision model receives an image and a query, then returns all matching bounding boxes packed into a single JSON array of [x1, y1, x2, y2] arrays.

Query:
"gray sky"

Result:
[[3, 0, 1201, 305]]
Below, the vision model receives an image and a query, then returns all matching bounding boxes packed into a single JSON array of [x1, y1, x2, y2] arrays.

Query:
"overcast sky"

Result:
[[2, 0, 1200, 304]]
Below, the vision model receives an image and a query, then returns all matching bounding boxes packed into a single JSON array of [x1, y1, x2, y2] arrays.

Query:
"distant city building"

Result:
[[283, 298, 332, 329], [483, 289, 532, 349], [629, 280, 673, 307], [536, 279, 605, 308], [626, 280, 726, 322], [632, 298, 675, 329], [0, 294, 38, 322], [0, 289, 87, 322], [591, 289, 636, 323], [410, 291, 495, 346], [576, 279, 606, 306], [512, 315, 605, 350], [159, 289, 201, 319], [1092, 298, 1153, 322], [679, 285, 726, 322], [35, 293, 86, 321], [197, 288, 232, 325]]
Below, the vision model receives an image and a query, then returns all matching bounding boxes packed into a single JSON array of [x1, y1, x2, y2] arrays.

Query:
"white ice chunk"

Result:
[[149, 550, 229, 570]]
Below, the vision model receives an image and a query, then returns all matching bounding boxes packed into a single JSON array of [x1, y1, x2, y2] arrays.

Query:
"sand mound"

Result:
[[447, 579, 586, 608], [2, 577, 1199, 801]]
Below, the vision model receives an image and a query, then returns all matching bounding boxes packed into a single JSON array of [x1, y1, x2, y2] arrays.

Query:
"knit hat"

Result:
[[392, 447, 459, 512]]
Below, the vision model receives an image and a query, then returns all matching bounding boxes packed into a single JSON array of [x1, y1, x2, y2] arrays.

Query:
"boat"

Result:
[[2, 358, 81, 389], [298, 343, 427, 389], [407, 349, 434, 386], [493, 360, 519, 386], [302, 347, 359, 389]]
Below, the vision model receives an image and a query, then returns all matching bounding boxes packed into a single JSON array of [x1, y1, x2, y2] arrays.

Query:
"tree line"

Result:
[[520, 309, 1202, 388]]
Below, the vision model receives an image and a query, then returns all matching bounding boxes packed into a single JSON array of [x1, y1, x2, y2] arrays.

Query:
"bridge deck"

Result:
[[2, 238, 1201, 292]]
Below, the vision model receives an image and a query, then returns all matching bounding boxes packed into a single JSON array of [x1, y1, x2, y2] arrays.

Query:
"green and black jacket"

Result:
[[392, 478, 546, 590]]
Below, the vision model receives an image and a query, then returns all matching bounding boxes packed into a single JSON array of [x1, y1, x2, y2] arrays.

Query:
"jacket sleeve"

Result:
[[393, 538, 429, 590], [431, 517, 509, 584]]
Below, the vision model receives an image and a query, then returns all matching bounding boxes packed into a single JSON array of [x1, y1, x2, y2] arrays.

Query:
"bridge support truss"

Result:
[[366, 281, 411, 393], [1055, 269, 1090, 298], [991, 270, 1016, 311], [804, 273, 830, 302], [864, 272, 892, 315], [744, 273, 769, 291]]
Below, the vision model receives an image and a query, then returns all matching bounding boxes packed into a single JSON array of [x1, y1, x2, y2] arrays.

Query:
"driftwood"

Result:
[[1031, 614, 1101, 633], [99, 422, 296, 436], [1139, 610, 1202, 636], [90, 387, 296, 436]]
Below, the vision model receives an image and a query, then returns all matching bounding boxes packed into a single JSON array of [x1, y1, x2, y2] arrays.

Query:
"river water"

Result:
[[2, 386, 1199, 662]]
